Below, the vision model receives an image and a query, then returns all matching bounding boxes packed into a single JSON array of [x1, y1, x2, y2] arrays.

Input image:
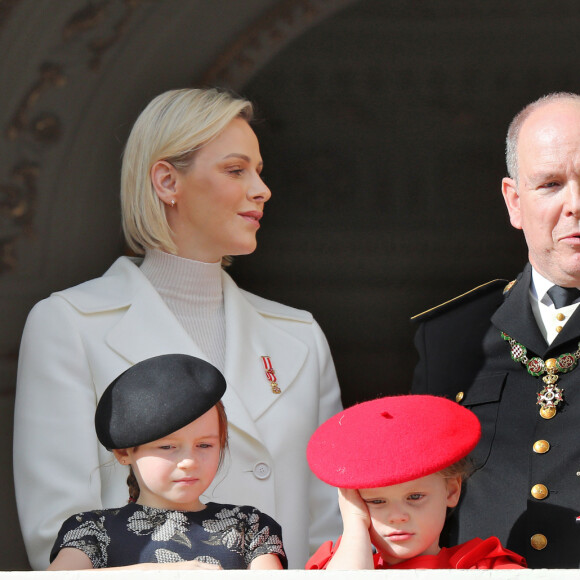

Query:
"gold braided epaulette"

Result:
[[411, 279, 509, 322]]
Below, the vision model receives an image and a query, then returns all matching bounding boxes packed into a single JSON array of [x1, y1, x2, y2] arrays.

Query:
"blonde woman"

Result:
[[14, 88, 342, 570]]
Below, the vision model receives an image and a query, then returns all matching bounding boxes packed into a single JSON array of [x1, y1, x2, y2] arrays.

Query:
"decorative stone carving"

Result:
[[200, 0, 357, 89], [0, 0, 145, 273]]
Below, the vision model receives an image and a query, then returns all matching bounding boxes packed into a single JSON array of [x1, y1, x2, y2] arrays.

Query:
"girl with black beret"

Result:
[[48, 354, 287, 571]]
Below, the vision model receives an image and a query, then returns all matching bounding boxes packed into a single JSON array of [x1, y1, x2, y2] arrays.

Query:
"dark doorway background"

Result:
[[229, 0, 579, 407]]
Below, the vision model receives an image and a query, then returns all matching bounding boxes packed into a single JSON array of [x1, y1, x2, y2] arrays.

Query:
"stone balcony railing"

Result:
[[0, 568, 576, 579]]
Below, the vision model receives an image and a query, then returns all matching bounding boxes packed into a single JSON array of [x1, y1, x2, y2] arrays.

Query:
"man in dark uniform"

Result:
[[412, 92, 580, 569]]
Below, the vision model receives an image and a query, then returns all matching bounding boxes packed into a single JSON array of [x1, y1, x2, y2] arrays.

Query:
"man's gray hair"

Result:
[[505, 92, 580, 181]]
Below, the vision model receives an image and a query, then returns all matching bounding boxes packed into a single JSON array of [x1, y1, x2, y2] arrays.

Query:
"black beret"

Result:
[[95, 354, 226, 449]]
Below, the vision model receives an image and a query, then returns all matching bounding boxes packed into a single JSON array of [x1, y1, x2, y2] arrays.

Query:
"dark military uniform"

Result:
[[411, 263, 580, 568]]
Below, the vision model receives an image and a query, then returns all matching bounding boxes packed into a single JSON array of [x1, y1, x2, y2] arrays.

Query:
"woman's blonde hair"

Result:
[[121, 88, 253, 255]]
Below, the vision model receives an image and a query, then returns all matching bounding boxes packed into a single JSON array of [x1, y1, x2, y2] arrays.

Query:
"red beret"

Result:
[[307, 395, 481, 488]]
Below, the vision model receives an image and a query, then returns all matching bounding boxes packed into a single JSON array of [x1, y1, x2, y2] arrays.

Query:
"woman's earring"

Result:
[[170, 199, 176, 208]]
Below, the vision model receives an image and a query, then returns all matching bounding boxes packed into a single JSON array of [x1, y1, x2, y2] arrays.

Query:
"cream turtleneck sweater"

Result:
[[140, 249, 226, 372]]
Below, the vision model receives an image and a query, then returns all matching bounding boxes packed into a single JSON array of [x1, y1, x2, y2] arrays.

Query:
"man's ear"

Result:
[[446, 475, 462, 509], [151, 160, 178, 206], [502, 177, 523, 230]]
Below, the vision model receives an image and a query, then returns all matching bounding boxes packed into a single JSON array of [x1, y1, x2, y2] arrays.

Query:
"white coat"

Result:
[[13, 257, 342, 569]]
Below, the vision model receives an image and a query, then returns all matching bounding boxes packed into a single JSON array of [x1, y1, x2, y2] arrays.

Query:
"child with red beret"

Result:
[[306, 395, 526, 570]]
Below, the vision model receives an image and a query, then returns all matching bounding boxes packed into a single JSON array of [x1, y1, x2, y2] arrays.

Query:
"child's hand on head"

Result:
[[323, 488, 374, 569], [338, 488, 371, 530]]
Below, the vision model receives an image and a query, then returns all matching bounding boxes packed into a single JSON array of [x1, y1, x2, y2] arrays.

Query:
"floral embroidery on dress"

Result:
[[154, 548, 184, 563], [127, 507, 191, 548], [195, 555, 221, 566], [52, 503, 286, 569], [248, 523, 284, 556], [202, 506, 285, 566], [60, 513, 110, 568], [202, 506, 248, 552]]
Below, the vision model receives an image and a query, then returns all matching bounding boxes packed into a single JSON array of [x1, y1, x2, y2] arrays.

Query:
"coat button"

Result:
[[253, 461, 271, 480], [530, 534, 548, 550], [533, 440, 550, 454], [531, 484, 548, 499], [455, 392, 464, 403]]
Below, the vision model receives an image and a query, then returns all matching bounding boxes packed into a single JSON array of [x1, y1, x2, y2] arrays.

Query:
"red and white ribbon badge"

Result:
[[261, 356, 281, 394]]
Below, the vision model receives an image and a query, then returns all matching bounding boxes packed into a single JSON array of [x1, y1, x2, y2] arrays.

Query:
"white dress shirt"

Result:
[[530, 268, 580, 345]]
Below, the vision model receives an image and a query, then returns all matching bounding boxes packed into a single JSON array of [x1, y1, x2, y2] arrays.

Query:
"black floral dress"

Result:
[[50, 502, 287, 569]]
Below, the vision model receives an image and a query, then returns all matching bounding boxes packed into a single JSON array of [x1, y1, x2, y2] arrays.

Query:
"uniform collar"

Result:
[[492, 263, 580, 357]]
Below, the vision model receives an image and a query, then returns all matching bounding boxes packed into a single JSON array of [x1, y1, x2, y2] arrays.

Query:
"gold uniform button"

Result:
[[533, 440, 550, 454], [531, 484, 549, 499], [556, 325, 563, 333], [556, 313, 565, 321], [530, 534, 547, 550], [455, 391, 464, 403], [540, 406, 557, 419]]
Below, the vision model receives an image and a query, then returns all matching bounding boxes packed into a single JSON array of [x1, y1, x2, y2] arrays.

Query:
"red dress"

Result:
[[306, 536, 526, 569]]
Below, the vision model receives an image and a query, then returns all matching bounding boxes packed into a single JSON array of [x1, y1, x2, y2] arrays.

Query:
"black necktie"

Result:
[[546, 285, 580, 309]]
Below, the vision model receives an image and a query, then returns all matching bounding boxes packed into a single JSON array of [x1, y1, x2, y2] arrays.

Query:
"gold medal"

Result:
[[501, 333, 580, 418], [261, 356, 281, 394]]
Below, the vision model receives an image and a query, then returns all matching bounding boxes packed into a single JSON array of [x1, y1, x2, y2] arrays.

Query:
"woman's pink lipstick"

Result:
[[239, 210, 263, 226]]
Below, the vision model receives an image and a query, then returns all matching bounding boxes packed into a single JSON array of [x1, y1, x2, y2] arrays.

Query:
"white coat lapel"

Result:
[[222, 273, 308, 422], [105, 282, 208, 364], [106, 266, 264, 442]]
